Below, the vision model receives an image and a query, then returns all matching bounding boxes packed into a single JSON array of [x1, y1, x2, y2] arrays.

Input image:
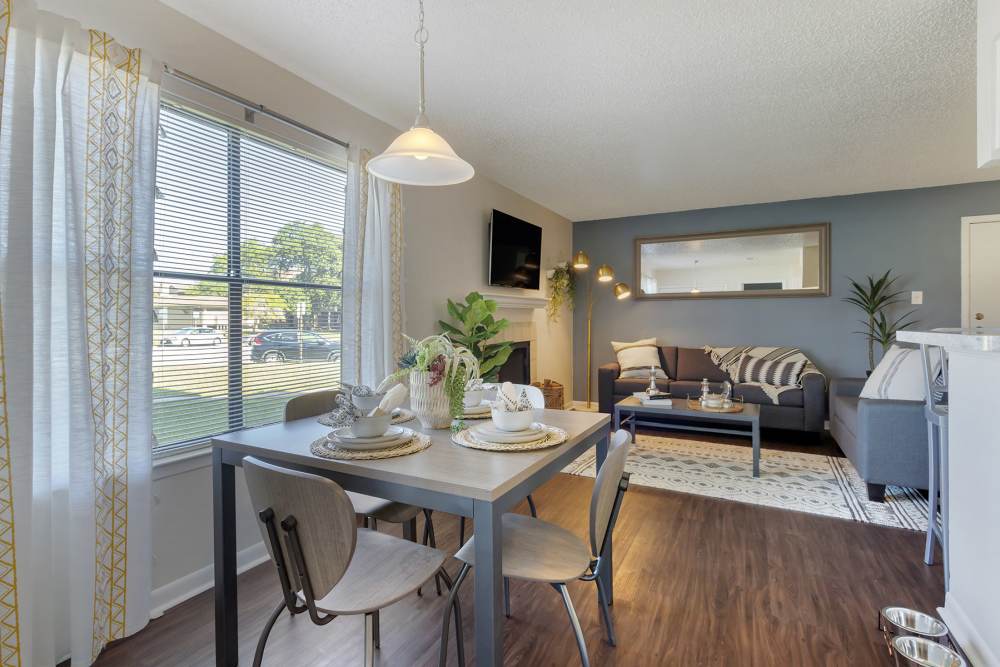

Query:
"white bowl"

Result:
[[351, 393, 385, 414], [463, 389, 485, 408], [350, 414, 391, 438], [491, 408, 534, 432]]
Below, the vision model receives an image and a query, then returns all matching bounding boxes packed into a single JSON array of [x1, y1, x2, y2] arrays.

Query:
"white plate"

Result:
[[330, 425, 405, 444], [472, 422, 546, 444], [329, 427, 414, 451], [462, 402, 492, 415]]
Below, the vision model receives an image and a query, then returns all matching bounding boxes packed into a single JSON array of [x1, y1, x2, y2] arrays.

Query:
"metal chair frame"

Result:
[[920, 344, 950, 589]]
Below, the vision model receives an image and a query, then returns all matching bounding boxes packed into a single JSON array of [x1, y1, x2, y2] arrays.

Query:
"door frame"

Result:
[[960, 214, 1000, 328]]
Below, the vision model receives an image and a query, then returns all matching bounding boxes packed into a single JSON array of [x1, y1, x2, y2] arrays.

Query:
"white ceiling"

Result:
[[160, 0, 1000, 221]]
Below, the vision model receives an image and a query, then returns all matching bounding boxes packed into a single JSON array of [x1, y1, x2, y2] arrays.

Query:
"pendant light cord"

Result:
[[414, 0, 429, 127]]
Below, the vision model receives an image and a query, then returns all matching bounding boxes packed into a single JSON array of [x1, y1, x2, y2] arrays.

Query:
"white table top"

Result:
[[212, 408, 610, 501]]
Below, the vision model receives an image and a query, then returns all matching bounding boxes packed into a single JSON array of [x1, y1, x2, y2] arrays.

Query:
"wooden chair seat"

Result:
[[346, 491, 422, 523], [454, 513, 592, 583], [302, 528, 447, 615]]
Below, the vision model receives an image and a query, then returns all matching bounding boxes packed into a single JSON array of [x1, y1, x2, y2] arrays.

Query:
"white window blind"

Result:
[[153, 102, 347, 455]]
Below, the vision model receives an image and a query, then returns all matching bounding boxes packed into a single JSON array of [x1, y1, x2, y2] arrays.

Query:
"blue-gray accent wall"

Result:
[[572, 181, 1000, 401]]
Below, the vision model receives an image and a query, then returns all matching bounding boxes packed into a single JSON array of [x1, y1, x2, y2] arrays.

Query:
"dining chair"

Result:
[[458, 382, 544, 540], [243, 457, 465, 667], [439, 428, 633, 667], [285, 390, 429, 539]]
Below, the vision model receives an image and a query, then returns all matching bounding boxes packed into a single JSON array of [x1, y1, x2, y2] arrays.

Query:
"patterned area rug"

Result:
[[564, 434, 929, 531]]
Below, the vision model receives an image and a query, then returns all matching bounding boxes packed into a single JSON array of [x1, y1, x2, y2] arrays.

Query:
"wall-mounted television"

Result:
[[488, 210, 542, 289]]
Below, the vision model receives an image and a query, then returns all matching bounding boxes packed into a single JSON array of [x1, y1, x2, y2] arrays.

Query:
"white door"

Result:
[[962, 215, 1000, 328]]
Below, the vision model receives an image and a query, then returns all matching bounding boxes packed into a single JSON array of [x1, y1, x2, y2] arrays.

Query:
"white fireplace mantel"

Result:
[[480, 291, 548, 310]]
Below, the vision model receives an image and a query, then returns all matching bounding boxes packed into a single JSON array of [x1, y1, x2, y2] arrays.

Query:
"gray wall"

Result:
[[573, 180, 1000, 400]]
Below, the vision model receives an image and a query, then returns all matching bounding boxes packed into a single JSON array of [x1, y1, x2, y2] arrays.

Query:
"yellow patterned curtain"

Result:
[[0, 1, 22, 666], [0, 7, 158, 664]]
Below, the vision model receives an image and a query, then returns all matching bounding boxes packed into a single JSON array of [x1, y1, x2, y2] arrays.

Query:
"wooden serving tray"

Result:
[[685, 399, 745, 414]]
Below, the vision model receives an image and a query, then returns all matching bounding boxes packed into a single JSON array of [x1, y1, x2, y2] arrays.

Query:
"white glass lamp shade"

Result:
[[367, 126, 474, 186]]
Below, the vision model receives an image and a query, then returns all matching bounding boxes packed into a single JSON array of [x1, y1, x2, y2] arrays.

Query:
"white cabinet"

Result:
[[979, 0, 1000, 167]]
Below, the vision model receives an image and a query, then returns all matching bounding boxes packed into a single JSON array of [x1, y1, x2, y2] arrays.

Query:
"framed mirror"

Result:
[[634, 223, 830, 299]]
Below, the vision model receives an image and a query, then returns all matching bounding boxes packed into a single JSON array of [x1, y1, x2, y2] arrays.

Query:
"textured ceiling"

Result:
[[160, 0, 1000, 221]]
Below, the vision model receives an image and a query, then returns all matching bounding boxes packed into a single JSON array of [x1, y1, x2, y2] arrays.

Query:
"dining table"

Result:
[[212, 407, 613, 666]]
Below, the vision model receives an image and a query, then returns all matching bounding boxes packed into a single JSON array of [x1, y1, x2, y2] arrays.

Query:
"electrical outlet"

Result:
[[911, 291, 923, 305]]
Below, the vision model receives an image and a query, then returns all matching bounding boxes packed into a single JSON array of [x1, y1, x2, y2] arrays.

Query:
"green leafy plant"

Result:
[[438, 292, 512, 382], [843, 270, 918, 370], [546, 261, 575, 321], [391, 334, 480, 417]]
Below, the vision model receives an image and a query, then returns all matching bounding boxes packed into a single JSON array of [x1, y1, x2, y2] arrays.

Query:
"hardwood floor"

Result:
[[94, 431, 943, 666]]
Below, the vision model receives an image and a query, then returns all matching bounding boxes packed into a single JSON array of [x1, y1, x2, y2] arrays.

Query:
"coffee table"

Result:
[[613, 396, 762, 477]]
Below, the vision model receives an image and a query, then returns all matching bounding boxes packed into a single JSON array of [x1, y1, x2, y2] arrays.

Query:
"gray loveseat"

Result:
[[598, 346, 826, 434], [828, 378, 928, 501]]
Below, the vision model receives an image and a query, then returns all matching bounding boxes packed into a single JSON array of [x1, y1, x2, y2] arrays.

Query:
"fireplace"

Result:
[[497, 341, 530, 384]]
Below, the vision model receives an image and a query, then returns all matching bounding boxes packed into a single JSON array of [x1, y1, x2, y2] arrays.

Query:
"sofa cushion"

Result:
[[675, 348, 730, 381], [860, 344, 934, 401], [734, 383, 804, 407], [668, 380, 725, 399], [659, 346, 679, 379], [614, 377, 670, 396]]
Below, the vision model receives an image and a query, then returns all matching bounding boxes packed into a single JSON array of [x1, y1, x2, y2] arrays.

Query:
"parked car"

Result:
[[249, 330, 341, 363], [159, 326, 224, 347]]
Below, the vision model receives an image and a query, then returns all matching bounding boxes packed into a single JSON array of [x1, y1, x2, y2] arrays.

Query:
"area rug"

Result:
[[564, 434, 930, 531]]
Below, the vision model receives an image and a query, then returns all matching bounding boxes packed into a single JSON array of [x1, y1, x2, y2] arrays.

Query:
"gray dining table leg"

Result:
[[473, 499, 504, 666], [595, 432, 613, 604], [213, 448, 238, 667], [751, 418, 761, 478]]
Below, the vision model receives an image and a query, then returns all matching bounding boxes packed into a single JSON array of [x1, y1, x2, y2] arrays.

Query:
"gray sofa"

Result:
[[828, 378, 928, 501], [598, 346, 827, 434]]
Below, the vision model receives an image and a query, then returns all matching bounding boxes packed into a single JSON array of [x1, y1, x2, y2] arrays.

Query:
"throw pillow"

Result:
[[611, 338, 668, 379], [735, 353, 807, 387], [860, 345, 937, 401]]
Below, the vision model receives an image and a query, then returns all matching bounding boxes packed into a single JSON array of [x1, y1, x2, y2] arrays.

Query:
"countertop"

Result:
[[896, 328, 1000, 352]]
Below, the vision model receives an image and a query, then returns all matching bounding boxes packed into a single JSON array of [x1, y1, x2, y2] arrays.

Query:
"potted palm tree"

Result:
[[844, 270, 918, 373]]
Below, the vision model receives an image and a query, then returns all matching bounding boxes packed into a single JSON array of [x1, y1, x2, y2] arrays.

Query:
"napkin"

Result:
[[493, 382, 533, 412], [371, 383, 408, 416]]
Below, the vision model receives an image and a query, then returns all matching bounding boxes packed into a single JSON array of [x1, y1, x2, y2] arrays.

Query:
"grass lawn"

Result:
[[154, 358, 341, 446]]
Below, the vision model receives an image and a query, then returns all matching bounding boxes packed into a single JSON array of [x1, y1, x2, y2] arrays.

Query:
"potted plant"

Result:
[[393, 334, 480, 428], [545, 261, 575, 322], [438, 292, 512, 383], [844, 270, 918, 372]]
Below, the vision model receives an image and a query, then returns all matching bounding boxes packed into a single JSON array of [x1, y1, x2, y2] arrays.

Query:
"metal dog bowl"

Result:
[[880, 606, 950, 645], [892, 636, 966, 667]]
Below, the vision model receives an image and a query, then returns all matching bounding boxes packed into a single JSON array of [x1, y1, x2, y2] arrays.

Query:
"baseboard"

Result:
[[150, 541, 269, 618], [939, 593, 998, 667]]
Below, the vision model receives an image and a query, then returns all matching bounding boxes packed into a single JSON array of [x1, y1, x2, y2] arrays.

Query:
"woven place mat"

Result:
[[310, 433, 431, 460], [317, 408, 416, 428], [451, 425, 568, 452]]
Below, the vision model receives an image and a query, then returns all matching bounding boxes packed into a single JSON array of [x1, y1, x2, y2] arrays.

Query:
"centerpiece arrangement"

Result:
[[391, 334, 480, 429]]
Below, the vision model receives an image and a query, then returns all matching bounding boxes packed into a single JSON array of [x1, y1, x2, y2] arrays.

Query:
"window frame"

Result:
[[152, 86, 348, 459]]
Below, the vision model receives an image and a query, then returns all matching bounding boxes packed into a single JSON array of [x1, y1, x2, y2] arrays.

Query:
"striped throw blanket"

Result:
[[703, 346, 825, 405]]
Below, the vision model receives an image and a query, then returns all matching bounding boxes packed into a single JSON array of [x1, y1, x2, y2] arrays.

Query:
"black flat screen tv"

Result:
[[488, 210, 542, 289]]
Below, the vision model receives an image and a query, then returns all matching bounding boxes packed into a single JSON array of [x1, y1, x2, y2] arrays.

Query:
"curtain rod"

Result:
[[162, 65, 350, 150]]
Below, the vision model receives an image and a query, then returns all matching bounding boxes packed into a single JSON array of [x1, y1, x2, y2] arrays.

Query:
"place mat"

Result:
[[452, 425, 568, 452], [458, 410, 492, 420], [317, 408, 416, 427], [310, 433, 431, 460]]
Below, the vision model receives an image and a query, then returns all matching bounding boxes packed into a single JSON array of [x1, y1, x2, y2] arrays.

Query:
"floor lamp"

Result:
[[573, 250, 631, 408]]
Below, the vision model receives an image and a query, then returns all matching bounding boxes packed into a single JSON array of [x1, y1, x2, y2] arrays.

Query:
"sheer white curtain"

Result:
[[0, 3, 158, 664], [343, 148, 405, 388]]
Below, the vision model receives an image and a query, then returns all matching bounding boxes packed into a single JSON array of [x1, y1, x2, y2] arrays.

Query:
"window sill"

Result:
[[152, 446, 213, 481]]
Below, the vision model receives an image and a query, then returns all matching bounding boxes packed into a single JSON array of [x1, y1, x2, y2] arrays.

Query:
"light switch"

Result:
[[911, 291, 923, 305]]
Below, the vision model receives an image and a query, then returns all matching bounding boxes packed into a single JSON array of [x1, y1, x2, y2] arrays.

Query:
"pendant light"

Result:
[[367, 0, 474, 186]]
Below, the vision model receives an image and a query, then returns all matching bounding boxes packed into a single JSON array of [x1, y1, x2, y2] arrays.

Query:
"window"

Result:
[[153, 102, 346, 455]]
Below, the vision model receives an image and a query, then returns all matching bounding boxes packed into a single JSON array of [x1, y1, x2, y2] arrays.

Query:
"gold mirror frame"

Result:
[[634, 223, 831, 300]]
